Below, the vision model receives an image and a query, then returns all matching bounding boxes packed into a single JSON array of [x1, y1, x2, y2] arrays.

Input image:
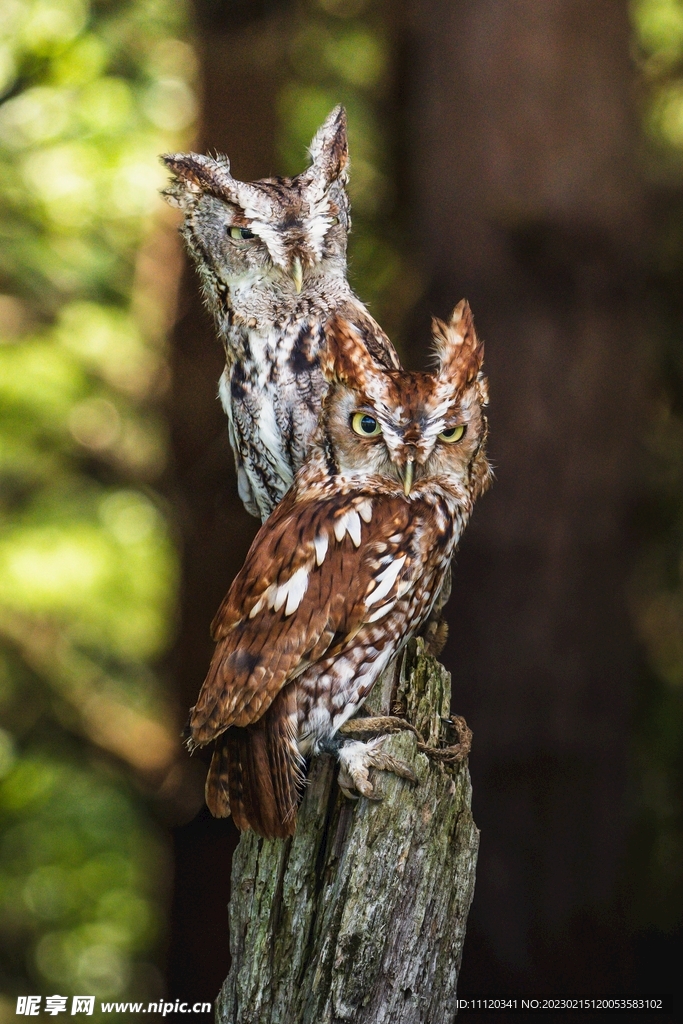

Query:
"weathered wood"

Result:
[[216, 639, 479, 1024]]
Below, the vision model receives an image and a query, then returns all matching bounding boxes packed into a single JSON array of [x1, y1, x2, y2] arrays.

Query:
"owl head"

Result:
[[319, 301, 491, 501], [161, 106, 349, 297]]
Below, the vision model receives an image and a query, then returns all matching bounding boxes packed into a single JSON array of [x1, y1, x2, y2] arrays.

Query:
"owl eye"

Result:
[[438, 424, 466, 443], [229, 226, 255, 241], [351, 412, 382, 438]]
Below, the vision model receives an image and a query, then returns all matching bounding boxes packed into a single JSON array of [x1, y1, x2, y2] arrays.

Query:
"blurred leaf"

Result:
[[0, 0, 195, 1006], [629, 0, 683, 931]]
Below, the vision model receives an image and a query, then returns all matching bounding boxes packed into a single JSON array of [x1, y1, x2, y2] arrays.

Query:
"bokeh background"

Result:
[[1, 0, 682, 1018]]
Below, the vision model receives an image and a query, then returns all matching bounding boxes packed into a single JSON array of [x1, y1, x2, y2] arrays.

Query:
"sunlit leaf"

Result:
[[0, 0, 193, 1007]]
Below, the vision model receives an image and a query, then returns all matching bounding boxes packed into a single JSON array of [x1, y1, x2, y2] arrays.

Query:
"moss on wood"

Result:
[[217, 639, 479, 1024]]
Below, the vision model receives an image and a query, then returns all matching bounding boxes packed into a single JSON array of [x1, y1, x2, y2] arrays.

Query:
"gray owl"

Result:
[[162, 106, 399, 521]]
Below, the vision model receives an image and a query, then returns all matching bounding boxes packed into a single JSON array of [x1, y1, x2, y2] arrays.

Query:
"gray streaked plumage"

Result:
[[162, 106, 399, 520]]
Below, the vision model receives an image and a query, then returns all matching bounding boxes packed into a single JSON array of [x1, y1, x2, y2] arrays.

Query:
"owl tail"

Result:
[[205, 686, 305, 839]]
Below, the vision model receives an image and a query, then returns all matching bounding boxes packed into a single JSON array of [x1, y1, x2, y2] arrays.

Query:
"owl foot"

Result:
[[417, 714, 472, 764], [339, 712, 473, 765], [337, 738, 417, 801], [422, 616, 449, 657], [338, 715, 419, 739]]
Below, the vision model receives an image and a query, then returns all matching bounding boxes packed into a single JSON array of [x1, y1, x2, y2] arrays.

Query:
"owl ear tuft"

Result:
[[432, 299, 484, 389], [160, 152, 234, 208], [307, 106, 349, 186], [321, 314, 379, 385]]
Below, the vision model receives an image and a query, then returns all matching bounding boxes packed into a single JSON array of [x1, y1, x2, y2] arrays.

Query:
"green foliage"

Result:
[[0, 752, 169, 1003], [629, 0, 683, 932], [0, 0, 194, 1012]]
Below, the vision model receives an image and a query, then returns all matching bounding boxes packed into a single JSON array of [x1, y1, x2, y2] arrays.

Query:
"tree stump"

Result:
[[216, 639, 479, 1024]]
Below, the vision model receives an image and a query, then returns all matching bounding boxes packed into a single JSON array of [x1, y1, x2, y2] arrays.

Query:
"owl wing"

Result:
[[188, 488, 418, 746]]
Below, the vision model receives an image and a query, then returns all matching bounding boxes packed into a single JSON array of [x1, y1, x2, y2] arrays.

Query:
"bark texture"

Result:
[[217, 639, 478, 1024]]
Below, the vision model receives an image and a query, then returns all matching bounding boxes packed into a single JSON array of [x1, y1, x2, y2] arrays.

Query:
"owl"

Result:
[[162, 106, 400, 521], [187, 301, 491, 838]]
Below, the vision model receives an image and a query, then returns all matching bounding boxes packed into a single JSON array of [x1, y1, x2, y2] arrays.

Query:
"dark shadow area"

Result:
[[166, 808, 239, 1010]]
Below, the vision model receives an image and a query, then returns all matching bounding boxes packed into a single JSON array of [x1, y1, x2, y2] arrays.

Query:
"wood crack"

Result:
[[217, 639, 479, 1024]]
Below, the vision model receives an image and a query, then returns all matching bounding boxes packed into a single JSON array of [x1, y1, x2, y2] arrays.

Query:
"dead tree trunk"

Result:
[[217, 640, 478, 1024]]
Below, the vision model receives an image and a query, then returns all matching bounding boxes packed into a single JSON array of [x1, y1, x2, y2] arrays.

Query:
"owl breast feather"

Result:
[[219, 320, 328, 521]]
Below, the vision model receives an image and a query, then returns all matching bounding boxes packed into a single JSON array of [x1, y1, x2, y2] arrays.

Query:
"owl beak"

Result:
[[290, 257, 304, 294], [401, 459, 414, 496]]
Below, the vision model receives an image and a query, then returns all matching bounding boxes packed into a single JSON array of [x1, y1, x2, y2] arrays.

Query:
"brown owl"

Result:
[[187, 301, 490, 839], [162, 106, 399, 521]]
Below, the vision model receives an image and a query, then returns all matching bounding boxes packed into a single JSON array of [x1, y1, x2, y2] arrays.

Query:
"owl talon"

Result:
[[423, 617, 449, 657], [337, 738, 417, 801], [338, 715, 419, 739]]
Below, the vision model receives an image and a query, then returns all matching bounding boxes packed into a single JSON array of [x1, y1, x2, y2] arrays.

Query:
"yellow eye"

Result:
[[351, 412, 382, 437], [438, 424, 466, 443], [229, 226, 255, 241]]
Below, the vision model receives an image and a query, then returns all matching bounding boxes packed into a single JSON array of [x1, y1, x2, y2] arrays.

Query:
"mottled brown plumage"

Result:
[[189, 301, 491, 838]]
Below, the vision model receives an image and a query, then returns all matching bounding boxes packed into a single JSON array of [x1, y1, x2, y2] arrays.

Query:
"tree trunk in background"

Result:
[[403, 0, 648, 992], [165, 2, 289, 1006]]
